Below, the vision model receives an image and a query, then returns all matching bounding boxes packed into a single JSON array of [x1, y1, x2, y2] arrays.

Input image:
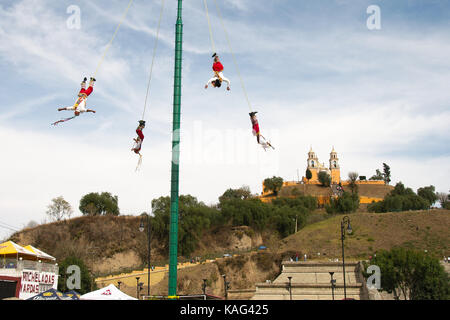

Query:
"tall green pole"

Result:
[[168, 0, 183, 298]]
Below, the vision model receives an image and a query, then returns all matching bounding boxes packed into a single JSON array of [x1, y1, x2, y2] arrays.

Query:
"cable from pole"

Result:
[[203, 0, 217, 54], [142, 0, 166, 120], [93, 0, 134, 78], [212, 0, 252, 112]]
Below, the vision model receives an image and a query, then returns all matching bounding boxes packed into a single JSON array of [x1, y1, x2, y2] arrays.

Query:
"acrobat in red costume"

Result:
[[205, 53, 230, 91], [132, 120, 146, 155], [53, 77, 96, 125], [249, 112, 274, 151]]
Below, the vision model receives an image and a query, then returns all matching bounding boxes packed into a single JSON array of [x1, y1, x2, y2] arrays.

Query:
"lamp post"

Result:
[[139, 213, 151, 297], [287, 276, 293, 300], [222, 275, 229, 300], [136, 277, 140, 300], [202, 279, 207, 299], [329, 272, 336, 300], [340, 216, 352, 299]]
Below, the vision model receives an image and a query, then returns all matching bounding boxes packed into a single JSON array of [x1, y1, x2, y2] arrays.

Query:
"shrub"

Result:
[[326, 192, 360, 214]]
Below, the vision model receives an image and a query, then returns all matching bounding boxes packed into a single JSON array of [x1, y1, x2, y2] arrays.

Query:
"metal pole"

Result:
[[223, 275, 228, 300], [136, 277, 140, 300], [147, 215, 151, 297], [330, 272, 335, 301], [288, 276, 292, 300], [168, 0, 183, 299], [341, 220, 347, 299], [202, 279, 207, 298]]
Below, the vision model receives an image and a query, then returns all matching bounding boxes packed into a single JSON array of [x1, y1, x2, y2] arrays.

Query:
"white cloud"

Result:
[[0, 0, 449, 239]]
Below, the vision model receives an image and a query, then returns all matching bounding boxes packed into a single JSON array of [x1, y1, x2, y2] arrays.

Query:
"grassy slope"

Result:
[[279, 209, 450, 260]]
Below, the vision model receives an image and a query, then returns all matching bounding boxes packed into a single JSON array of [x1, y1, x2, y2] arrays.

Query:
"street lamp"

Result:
[[340, 216, 352, 299], [136, 277, 140, 300], [202, 279, 207, 299], [222, 275, 230, 300], [139, 212, 151, 297], [329, 272, 336, 300], [287, 276, 293, 300]]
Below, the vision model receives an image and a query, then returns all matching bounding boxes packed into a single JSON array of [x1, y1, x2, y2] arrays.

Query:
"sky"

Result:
[[0, 0, 449, 240]]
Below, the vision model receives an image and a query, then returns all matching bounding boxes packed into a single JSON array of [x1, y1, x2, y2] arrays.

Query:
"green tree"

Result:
[[436, 192, 450, 209], [57, 256, 93, 294], [79, 192, 120, 216], [368, 182, 429, 213], [326, 192, 360, 214], [364, 248, 449, 300], [348, 172, 359, 194], [263, 176, 284, 196], [219, 186, 252, 204], [305, 169, 312, 181], [383, 163, 391, 185], [369, 169, 384, 181], [318, 171, 331, 187], [46, 196, 73, 221], [150, 195, 222, 257], [417, 185, 438, 208]]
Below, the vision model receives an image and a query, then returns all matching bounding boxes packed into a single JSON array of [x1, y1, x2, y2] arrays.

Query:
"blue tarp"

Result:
[[27, 288, 79, 300], [64, 290, 80, 300], [27, 288, 66, 300]]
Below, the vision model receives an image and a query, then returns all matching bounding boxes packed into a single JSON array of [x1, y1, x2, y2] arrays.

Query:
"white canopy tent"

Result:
[[80, 284, 137, 300]]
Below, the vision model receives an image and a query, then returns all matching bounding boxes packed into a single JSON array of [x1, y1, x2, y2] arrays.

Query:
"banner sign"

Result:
[[20, 269, 58, 300]]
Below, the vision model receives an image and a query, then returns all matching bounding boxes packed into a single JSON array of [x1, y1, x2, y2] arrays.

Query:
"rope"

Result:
[[51, 116, 77, 126], [212, 0, 252, 112], [93, 0, 134, 78], [203, 0, 216, 54], [135, 154, 143, 172], [142, 0, 166, 120]]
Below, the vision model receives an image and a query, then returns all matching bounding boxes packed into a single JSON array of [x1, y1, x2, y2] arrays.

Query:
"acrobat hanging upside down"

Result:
[[52, 77, 96, 125], [131, 120, 146, 171], [132, 120, 146, 156], [204, 53, 230, 91], [249, 111, 274, 151]]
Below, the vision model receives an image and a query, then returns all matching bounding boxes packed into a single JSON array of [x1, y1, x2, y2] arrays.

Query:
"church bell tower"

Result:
[[329, 146, 340, 184]]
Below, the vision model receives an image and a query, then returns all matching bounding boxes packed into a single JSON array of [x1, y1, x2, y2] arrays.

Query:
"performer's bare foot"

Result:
[[227, 87, 230, 91], [205, 85, 208, 89]]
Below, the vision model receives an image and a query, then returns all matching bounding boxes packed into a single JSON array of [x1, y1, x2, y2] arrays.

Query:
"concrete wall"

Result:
[[252, 261, 364, 300]]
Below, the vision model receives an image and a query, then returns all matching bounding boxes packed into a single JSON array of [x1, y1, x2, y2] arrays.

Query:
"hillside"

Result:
[[280, 209, 450, 260], [9, 215, 265, 275], [146, 209, 449, 297], [8, 209, 449, 297], [278, 183, 394, 199]]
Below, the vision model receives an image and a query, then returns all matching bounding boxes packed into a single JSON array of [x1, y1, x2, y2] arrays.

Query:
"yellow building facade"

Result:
[[260, 147, 387, 206], [303, 146, 341, 184]]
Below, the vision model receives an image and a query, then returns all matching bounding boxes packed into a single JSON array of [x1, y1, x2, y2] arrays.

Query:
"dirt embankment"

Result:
[[8, 216, 265, 275], [148, 251, 286, 297]]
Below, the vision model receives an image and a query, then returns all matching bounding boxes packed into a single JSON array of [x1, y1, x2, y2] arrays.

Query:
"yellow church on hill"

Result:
[[302, 146, 341, 184], [261, 147, 390, 206]]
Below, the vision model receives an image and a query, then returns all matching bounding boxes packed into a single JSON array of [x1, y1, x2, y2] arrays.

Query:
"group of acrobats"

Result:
[[53, 53, 273, 159]]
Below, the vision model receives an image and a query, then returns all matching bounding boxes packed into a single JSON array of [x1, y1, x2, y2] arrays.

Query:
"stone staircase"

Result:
[[252, 261, 367, 300]]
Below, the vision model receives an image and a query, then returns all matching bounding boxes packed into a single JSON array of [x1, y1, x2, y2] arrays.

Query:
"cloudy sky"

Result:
[[0, 0, 449, 239]]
